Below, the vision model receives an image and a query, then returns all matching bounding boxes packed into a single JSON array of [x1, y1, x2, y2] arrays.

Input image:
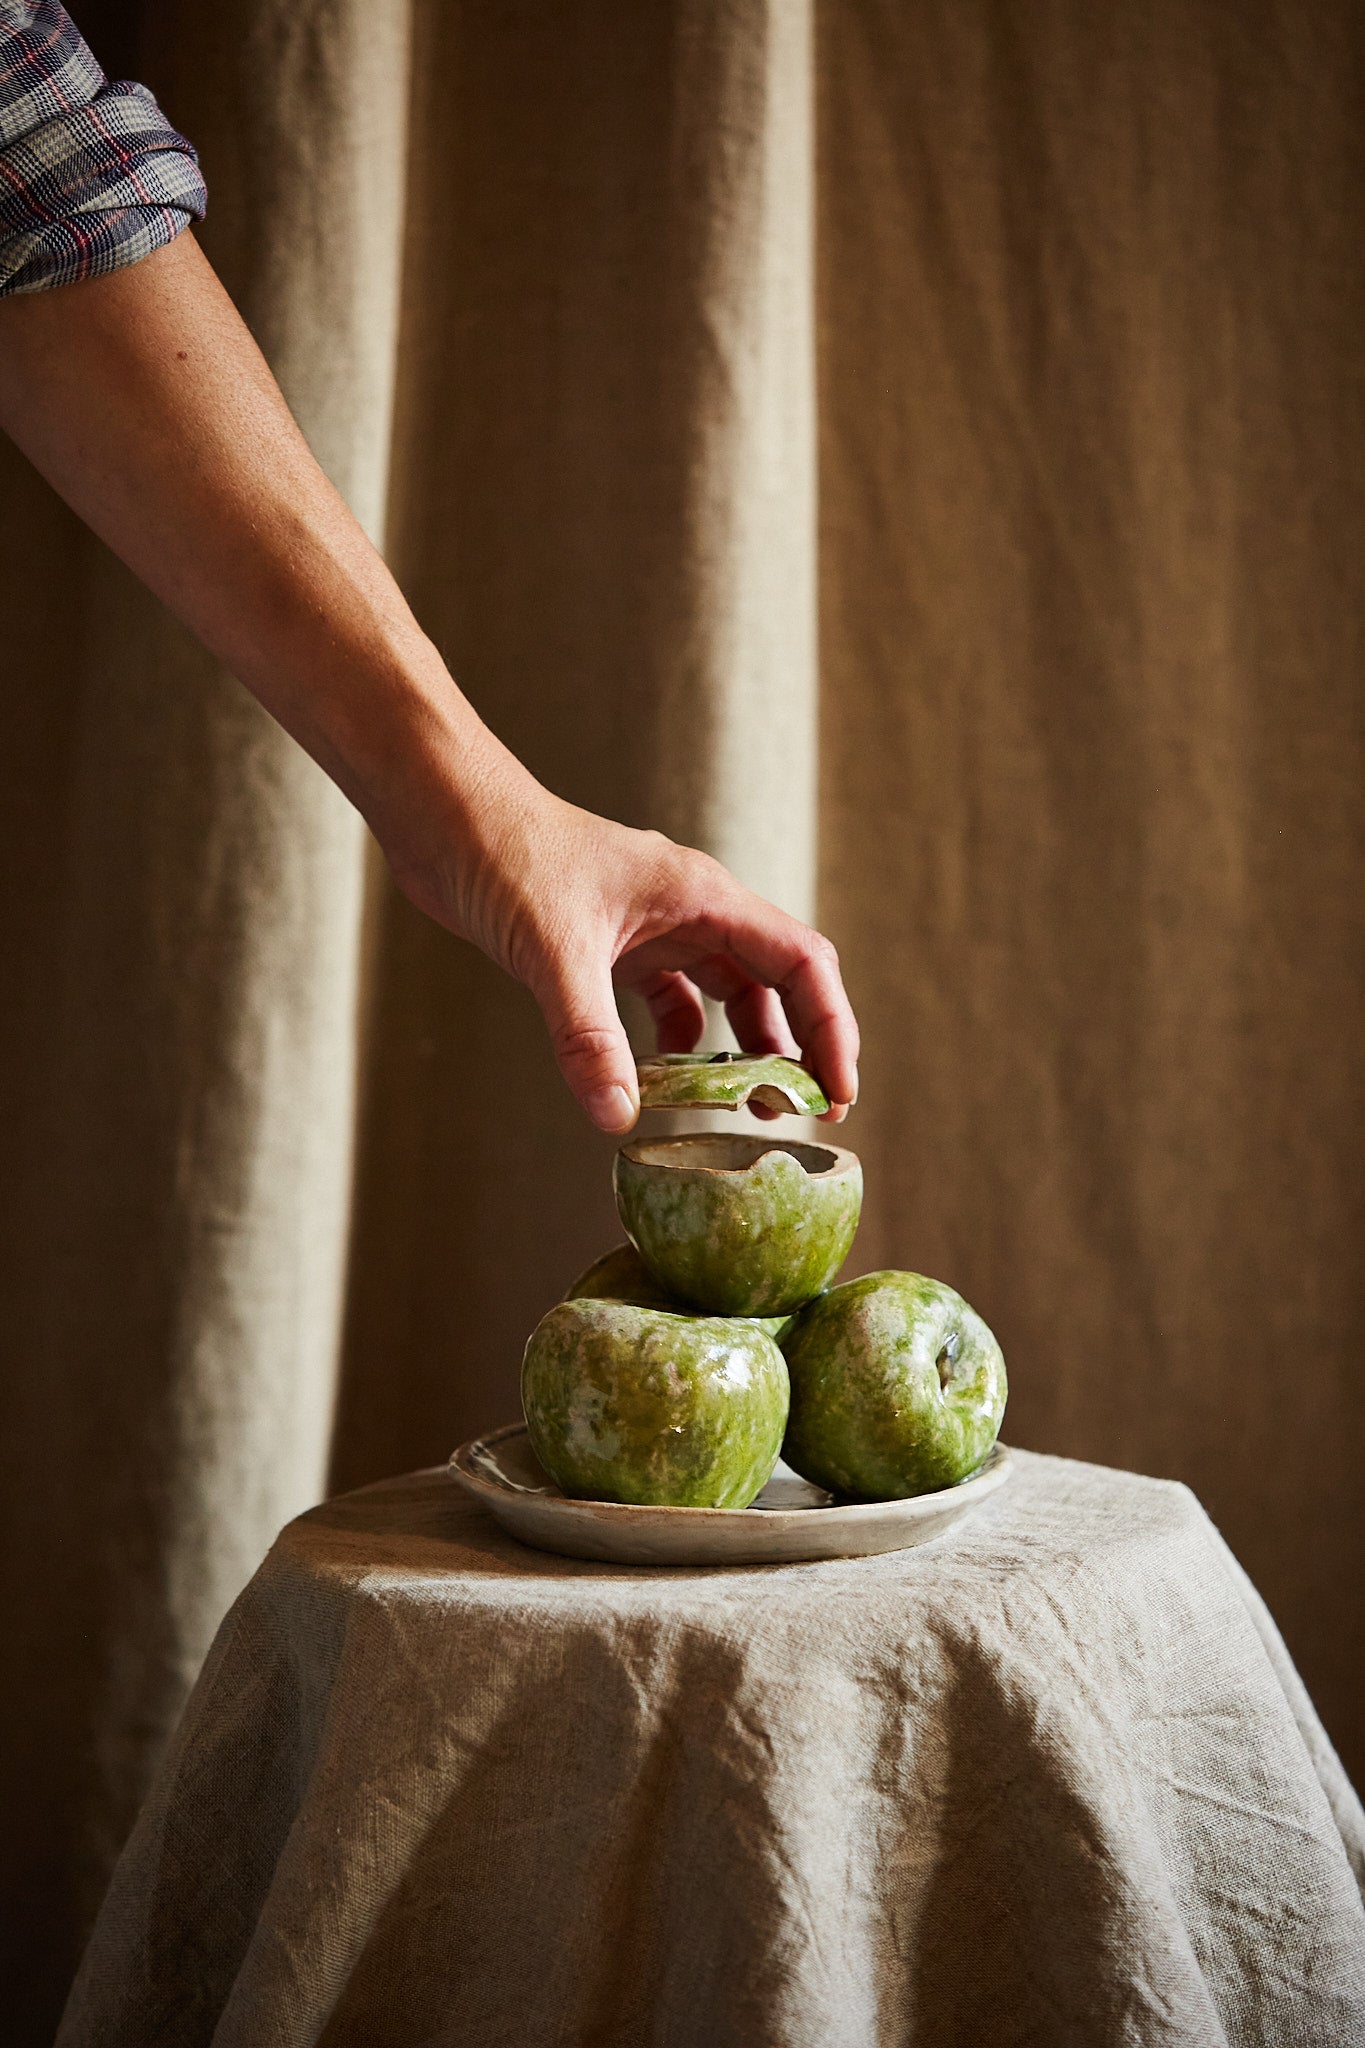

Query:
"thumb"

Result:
[[536, 946, 639, 1133]]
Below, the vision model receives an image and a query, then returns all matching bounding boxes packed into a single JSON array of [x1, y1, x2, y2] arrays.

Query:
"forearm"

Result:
[[0, 230, 519, 854]]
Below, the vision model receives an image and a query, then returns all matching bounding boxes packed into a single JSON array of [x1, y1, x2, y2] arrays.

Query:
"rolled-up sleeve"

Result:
[[0, 0, 205, 295]]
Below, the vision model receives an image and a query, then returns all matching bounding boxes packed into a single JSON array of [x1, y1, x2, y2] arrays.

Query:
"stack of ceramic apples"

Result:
[[521, 1055, 1007, 1509]]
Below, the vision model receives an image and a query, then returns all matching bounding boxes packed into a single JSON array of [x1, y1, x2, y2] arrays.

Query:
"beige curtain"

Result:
[[2, 0, 1361, 2035]]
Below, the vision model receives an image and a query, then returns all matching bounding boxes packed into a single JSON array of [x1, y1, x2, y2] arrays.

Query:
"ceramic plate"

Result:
[[448, 1423, 1012, 1566]]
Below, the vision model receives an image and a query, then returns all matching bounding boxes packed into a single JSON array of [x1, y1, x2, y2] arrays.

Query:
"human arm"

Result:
[[0, 229, 859, 1129]]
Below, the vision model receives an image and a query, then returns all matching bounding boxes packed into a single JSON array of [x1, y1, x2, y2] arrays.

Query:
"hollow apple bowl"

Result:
[[613, 1132, 863, 1318]]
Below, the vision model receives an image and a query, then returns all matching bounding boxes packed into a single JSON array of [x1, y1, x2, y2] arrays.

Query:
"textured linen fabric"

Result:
[[58, 1452, 1365, 2047], [2, 0, 1365, 2037], [0, 1, 204, 292], [0, 3, 405, 2032], [814, 0, 1365, 1794]]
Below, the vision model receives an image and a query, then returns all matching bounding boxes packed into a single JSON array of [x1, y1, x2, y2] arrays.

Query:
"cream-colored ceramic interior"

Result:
[[624, 1134, 846, 1177]]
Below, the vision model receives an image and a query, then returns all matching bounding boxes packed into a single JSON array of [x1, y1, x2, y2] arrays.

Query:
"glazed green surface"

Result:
[[565, 1242, 794, 1341], [522, 1297, 790, 1508], [565, 1243, 680, 1312], [636, 1053, 829, 1116], [614, 1138, 862, 1317], [782, 1270, 1007, 1501]]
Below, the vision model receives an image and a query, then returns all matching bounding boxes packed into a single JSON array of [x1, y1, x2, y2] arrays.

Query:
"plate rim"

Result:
[[448, 1422, 1012, 1529]]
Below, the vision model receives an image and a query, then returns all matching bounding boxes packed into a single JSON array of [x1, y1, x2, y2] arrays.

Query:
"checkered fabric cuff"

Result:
[[0, 1, 206, 295]]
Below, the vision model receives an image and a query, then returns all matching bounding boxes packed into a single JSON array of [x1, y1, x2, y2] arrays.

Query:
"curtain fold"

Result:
[[1, 2, 1361, 2039], [816, 0, 1365, 1780], [0, 2, 408, 2033]]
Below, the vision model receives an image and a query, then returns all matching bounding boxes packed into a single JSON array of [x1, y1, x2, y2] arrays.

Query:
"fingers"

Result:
[[618, 907, 860, 1111], [693, 897, 857, 1105], [685, 961, 800, 1061], [628, 969, 706, 1055], [677, 964, 793, 1117], [616, 950, 798, 1066], [535, 944, 640, 1134], [680, 960, 802, 1121]]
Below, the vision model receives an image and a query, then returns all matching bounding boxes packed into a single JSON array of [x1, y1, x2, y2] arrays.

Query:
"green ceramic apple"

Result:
[[565, 1243, 680, 1312], [522, 1297, 789, 1508], [565, 1243, 794, 1342], [781, 1270, 1006, 1500], [613, 1133, 862, 1317], [635, 1052, 830, 1116]]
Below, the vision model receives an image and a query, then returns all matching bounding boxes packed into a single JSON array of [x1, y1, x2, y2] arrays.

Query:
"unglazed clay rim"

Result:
[[618, 1133, 860, 1182], [450, 1421, 1012, 1525]]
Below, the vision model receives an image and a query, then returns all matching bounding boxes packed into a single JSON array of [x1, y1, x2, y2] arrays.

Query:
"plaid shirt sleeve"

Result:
[[0, 0, 206, 295]]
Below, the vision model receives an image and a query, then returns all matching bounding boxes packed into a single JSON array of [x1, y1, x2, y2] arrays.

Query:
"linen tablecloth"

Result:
[[59, 1450, 1365, 2046]]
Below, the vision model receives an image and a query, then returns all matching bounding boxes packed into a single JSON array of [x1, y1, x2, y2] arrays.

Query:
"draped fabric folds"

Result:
[[0, 2, 1361, 2037]]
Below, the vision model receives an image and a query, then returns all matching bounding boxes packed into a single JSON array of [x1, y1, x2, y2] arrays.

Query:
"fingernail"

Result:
[[587, 1084, 637, 1133], [850, 1068, 859, 1106]]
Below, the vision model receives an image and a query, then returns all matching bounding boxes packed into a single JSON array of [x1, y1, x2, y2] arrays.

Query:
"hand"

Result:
[[381, 757, 860, 1134]]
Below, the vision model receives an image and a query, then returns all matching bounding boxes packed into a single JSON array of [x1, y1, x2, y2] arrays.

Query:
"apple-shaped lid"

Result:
[[636, 1052, 829, 1116]]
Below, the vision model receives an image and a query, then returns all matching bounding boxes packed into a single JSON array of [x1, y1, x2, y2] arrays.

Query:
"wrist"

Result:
[[335, 641, 551, 923], [297, 624, 516, 849]]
